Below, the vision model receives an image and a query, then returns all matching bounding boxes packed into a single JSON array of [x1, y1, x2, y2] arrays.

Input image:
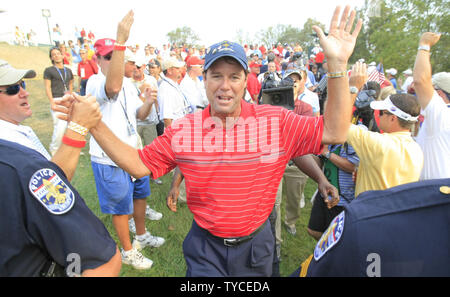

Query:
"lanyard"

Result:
[[119, 87, 131, 124], [162, 76, 194, 114], [54, 66, 68, 92]]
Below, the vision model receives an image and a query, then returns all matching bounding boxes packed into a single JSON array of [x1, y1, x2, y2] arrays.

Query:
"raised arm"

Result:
[[105, 10, 134, 98], [314, 5, 362, 144], [413, 32, 441, 109]]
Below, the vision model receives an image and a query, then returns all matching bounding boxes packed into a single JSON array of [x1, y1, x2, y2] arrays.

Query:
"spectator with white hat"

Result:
[[158, 57, 193, 127], [401, 68, 413, 93], [413, 32, 450, 180], [386, 68, 398, 89]]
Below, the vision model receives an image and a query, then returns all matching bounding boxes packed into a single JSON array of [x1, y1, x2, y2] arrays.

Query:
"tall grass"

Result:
[[4, 43, 318, 277]]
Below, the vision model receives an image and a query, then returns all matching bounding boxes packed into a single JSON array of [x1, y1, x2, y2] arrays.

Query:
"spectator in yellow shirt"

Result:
[[347, 62, 423, 197]]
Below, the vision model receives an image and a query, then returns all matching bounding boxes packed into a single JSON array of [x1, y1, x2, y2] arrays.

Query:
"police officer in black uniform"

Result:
[[0, 139, 121, 276], [292, 178, 450, 277], [0, 61, 121, 276]]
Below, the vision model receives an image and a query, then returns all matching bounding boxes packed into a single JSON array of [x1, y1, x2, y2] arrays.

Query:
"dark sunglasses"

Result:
[[97, 54, 112, 61], [379, 110, 391, 116], [0, 81, 26, 95]]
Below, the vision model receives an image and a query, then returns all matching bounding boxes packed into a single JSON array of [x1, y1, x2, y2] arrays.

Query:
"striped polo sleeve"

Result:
[[281, 109, 324, 160], [138, 126, 177, 179]]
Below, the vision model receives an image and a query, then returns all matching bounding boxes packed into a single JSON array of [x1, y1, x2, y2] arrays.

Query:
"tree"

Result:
[[166, 26, 200, 47], [295, 18, 326, 56], [256, 24, 287, 48], [353, 0, 449, 72]]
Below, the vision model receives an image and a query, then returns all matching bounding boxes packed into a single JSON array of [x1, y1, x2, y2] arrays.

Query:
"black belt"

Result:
[[200, 220, 268, 247]]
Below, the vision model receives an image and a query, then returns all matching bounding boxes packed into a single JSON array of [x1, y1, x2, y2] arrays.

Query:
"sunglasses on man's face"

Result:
[[98, 54, 112, 61], [0, 81, 26, 95], [379, 110, 392, 116]]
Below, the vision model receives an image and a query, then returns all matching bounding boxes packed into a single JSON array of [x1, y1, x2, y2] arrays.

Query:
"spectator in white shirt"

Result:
[[180, 56, 208, 110]]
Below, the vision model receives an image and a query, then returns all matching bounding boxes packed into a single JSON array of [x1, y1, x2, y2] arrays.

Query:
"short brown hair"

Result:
[[390, 94, 420, 129]]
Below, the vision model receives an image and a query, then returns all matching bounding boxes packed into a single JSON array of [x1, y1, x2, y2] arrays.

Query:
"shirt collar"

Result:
[[0, 119, 26, 133], [202, 100, 254, 130]]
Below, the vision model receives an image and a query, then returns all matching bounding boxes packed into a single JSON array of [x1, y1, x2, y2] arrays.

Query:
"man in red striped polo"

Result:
[[65, 6, 362, 276]]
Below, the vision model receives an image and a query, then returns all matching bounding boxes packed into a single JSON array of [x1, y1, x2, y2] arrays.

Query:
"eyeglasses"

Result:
[[379, 110, 391, 116], [0, 81, 26, 95]]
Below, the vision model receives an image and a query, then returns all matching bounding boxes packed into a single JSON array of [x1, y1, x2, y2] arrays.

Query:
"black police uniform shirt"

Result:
[[0, 139, 117, 276], [295, 178, 450, 277]]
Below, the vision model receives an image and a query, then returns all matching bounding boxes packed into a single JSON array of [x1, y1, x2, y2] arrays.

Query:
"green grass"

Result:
[[12, 46, 319, 277]]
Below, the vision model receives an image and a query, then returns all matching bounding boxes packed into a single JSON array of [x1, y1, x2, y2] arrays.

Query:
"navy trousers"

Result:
[[183, 220, 275, 277]]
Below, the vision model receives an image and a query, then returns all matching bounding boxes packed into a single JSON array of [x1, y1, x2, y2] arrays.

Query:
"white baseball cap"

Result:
[[0, 60, 36, 86], [432, 72, 450, 93], [386, 68, 397, 76], [162, 57, 185, 71], [403, 69, 412, 76]]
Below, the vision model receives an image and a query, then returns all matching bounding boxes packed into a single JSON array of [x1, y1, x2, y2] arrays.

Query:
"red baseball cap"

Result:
[[249, 62, 262, 68], [186, 56, 204, 68], [94, 38, 116, 56]]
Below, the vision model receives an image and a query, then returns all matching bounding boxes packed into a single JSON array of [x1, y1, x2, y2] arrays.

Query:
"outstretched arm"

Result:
[[90, 121, 151, 179], [413, 32, 441, 109], [314, 6, 362, 144]]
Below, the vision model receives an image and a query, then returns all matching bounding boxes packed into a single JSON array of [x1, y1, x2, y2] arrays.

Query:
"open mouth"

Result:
[[218, 95, 233, 102]]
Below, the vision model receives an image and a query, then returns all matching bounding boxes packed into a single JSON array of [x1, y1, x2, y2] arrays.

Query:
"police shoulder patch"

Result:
[[28, 168, 75, 215], [314, 211, 345, 261]]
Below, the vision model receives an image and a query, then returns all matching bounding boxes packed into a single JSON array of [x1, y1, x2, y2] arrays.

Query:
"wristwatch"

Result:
[[350, 86, 359, 94], [324, 151, 332, 159], [418, 45, 430, 51]]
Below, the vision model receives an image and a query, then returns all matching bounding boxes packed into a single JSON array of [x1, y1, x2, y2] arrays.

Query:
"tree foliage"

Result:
[[166, 26, 200, 47], [353, 0, 449, 72]]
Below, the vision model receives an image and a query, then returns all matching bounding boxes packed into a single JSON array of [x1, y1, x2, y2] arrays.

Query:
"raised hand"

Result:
[[419, 32, 441, 47], [116, 10, 134, 44], [313, 5, 362, 71], [349, 61, 368, 91]]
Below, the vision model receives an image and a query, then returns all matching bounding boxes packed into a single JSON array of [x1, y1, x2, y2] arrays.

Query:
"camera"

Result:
[[260, 72, 296, 110], [353, 81, 381, 131]]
